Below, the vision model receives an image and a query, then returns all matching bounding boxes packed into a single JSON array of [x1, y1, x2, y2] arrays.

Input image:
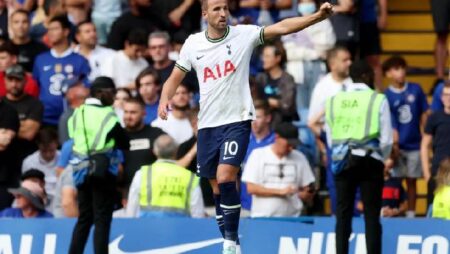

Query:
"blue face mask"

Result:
[[298, 2, 316, 16]]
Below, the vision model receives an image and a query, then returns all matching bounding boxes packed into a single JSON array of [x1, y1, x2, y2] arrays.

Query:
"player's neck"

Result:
[[12, 36, 30, 45], [206, 26, 227, 40], [391, 81, 405, 89]]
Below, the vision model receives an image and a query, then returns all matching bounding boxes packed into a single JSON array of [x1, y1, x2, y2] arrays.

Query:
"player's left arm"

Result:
[[263, 2, 333, 41]]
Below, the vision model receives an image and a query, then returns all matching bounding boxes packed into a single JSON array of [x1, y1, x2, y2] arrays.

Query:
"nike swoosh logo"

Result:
[[196, 55, 205, 60], [223, 156, 234, 160], [43, 66, 51, 71], [109, 235, 223, 254]]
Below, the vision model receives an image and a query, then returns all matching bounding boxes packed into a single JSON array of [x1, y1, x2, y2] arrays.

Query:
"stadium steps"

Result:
[[381, 0, 432, 216]]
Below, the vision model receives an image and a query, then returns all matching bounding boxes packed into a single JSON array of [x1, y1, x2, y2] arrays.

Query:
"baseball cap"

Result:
[[21, 169, 45, 182], [5, 64, 26, 80], [274, 122, 300, 147], [8, 180, 47, 210]]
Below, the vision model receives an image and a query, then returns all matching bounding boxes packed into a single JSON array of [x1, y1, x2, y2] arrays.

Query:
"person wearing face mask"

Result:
[[282, 0, 336, 112], [67, 76, 129, 254]]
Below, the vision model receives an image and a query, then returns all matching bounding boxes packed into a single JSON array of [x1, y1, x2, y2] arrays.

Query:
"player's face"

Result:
[[262, 46, 280, 71], [0, 52, 16, 71], [441, 87, 450, 109], [331, 50, 352, 78], [171, 85, 190, 110], [10, 13, 30, 39], [48, 22, 69, 45], [386, 66, 406, 84], [5, 76, 25, 97], [76, 23, 97, 47], [203, 0, 229, 30], [138, 75, 160, 101], [123, 102, 145, 129], [252, 109, 271, 134], [149, 37, 170, 63]]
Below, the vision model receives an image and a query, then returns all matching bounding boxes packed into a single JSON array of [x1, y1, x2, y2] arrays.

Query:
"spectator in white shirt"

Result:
[[103, 28, 149, 90], [22, 128, 60, 210], [74, 21, 116, 82], [242, 122, 315, 217], [151, 83, 193, 144]]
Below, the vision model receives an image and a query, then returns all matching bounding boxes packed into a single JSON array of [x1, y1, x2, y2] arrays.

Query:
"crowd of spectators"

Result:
[[0, 0, 448, 220]]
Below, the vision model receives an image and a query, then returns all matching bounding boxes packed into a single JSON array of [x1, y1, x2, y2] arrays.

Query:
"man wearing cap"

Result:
[[68, 76, 129, 254], [0, 42, 40, 98], [241, 122, 316, 218], [0, 179, 53, 218], [3, 64, 43, 162]]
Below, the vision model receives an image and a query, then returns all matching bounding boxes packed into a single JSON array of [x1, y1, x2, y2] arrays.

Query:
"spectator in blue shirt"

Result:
[[32, 15, 90, 127], [431, 81, 444, 112], [136, 68, 161, 125], [383, 56, 429, 217], [240, 100, 275, 214], [0, 179, 53, 218]]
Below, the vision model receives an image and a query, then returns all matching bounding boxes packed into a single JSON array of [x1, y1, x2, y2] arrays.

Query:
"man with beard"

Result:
[[74, 21, 116, 82], [10, 10, 48, 73], [152, 83, 193, 144], [2, 64, 43, 163], [123, 98, 165, 188]]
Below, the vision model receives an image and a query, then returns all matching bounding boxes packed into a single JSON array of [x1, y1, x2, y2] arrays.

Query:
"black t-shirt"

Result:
[[424, 111, 450, 173], [14, 40, 49, 72], [123, 125, 165, 185], [3, 95, 43, 122], [0, 100, 20, 185], [107, 12, 159, 50], [3, 95, 43, 161]]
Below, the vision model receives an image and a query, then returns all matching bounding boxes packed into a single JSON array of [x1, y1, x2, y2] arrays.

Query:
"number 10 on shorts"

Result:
[[224, 141, 239, 159]]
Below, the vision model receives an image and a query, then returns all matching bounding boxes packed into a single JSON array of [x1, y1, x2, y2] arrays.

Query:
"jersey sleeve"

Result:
[[240, 25, 265, 48], [175, 37, 192, 73]]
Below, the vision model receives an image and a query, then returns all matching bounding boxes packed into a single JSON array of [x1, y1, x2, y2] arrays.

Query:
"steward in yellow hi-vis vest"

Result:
[[432, 158, 450, 220], [127, 134, 205, 218], [67, 77, 130, 254], [324, 60, 393, 254], [139, 160, 199, 215]]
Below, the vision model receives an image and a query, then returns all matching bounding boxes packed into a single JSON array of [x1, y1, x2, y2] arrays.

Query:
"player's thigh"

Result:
[[197, 127, 221, 179], [218, 121, 251, 166]]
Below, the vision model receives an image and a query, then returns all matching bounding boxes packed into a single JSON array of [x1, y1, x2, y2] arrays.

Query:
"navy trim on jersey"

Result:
[[205, 26, 230, 43], [175, 63, 189, 73]]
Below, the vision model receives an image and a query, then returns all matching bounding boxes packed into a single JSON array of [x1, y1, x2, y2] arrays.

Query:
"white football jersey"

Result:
[[176, 25, 264, 129]]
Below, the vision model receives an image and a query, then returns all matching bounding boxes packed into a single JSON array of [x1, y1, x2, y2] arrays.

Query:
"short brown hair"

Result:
[[382, 55, 407, 74], [135, 67, 160, 90], [254, 99, 271, 116], [125, 97, 146, 109]]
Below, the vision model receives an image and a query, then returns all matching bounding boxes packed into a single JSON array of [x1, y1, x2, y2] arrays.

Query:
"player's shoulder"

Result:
[[231, 24, 262, 34]]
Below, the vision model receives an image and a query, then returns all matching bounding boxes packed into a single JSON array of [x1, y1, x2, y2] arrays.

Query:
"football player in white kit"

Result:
[[158, 0, 333, 253]]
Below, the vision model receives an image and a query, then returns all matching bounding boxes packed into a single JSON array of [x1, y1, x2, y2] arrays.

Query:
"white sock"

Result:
[[406, 210, 415, 218], [223, 239, 236, 249], [236, 244, 241, 254]]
